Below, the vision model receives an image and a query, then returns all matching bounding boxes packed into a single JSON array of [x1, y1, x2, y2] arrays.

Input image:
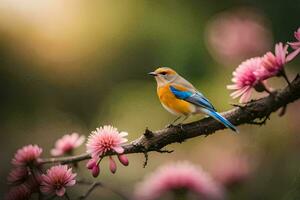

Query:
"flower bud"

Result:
[[109, 156, 117, 174], [117, 154, 129, 166], [91, 165, 100, 177], [86, 159, 97, 170]]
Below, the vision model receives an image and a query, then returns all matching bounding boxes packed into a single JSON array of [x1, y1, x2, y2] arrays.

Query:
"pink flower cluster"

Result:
[[6, 145, 43, 200], [6, 144, 78, 199], [40, 165, 77, 197], [227, 27, 300, 103], [86, 125, 129, 177], [6, 125, 130, 198], [51, 132, 85, 156], [134, 161, 225, 200]]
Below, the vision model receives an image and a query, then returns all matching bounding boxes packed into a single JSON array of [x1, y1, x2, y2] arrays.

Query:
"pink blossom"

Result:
[[289, 28, 300, 49], [261, 43, 290, 77], [5, 176, 40, 200], [134, 161, 225, 200], [205, 8, 272, 65], [86, 125, 128, 159], [40, 165, 76, 197], [51, 133, 85, 156], [5, 184, 32, 200], [227, 57, 268, 103], [7, 167, 29, 185], [12, 145, 43, 167], [287, 27, 300, 61], [86, 125, 129, 176], [211, 156, 251, 187]]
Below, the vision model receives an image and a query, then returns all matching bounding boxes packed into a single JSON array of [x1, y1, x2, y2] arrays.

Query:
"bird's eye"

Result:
[[160, 72, 167, 75]]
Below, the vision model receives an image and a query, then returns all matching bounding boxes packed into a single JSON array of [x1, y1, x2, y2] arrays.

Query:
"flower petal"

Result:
[[113, 146, 124, 154], [286, 48, 300, 62], [66, 180, 76, 186], [119, 132, 128, 137], [239, 89, 252, 103]]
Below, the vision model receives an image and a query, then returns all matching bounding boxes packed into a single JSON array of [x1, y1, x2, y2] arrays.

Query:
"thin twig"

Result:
[[79, 182, 101, 200], [78, 179, 129, 200], [144, 127, 154, 138], [143, 151, 149, 168], [281, 69, 291, 87]]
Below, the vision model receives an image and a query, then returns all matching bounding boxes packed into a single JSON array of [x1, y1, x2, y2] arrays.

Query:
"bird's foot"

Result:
[[176, 123, 186, 132], [165, 123, 175, 128]]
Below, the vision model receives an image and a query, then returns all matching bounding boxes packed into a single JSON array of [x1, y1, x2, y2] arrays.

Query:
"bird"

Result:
[[148, 67, 238, 133]]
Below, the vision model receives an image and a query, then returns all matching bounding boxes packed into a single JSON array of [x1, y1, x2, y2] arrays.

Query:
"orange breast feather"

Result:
[[157, 84, 193, 115]]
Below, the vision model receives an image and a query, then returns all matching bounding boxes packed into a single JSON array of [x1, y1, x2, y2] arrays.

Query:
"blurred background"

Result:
[[1, 0, 300, 199]]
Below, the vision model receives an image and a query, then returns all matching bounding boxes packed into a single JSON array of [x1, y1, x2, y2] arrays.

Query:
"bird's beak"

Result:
[[148, 72, 157, 76]]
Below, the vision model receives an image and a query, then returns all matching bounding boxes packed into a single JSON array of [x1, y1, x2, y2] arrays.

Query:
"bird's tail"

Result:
[[202, 109, 238, 133]]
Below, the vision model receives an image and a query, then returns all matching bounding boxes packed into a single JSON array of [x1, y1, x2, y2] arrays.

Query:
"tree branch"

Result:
[[40, 74, 300, 165]]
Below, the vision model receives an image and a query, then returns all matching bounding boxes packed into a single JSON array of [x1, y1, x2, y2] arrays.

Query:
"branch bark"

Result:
[[40, 75, 300, 165]]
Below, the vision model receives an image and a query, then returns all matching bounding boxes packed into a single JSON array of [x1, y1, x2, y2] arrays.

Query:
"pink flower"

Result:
[[289, 28, 300, 49], [287, 27, 300, 61], [227, 57, 268, 103], [12, 145, 43, 167], [86, 125, 129, 176], [7, 167, 29, 185], [86, 125, 128, 158], [5, 184, 32, 200], [261, 43, 290, 77], [205, 8, 272, 65], [51, 133, 85, 156], [211, 156, 251, 187], [134, 161, 225, 200], [40, 165, 76, 197]]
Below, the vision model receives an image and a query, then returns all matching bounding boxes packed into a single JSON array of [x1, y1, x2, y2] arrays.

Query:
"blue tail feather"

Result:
[[204, 109, 238, 133]]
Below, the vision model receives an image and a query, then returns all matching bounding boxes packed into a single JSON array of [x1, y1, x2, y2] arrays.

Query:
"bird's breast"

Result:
[[157, 84, 195, 115]]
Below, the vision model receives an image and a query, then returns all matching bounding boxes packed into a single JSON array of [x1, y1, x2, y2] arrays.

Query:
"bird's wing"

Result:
[[169, 85, 216, 111]]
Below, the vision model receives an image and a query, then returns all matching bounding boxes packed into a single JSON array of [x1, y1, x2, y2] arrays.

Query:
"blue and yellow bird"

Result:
[[148, 67, 238, 133]]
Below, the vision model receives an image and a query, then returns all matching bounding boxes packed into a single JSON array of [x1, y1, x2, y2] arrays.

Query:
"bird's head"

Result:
[[148, 67, 178, 86]]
